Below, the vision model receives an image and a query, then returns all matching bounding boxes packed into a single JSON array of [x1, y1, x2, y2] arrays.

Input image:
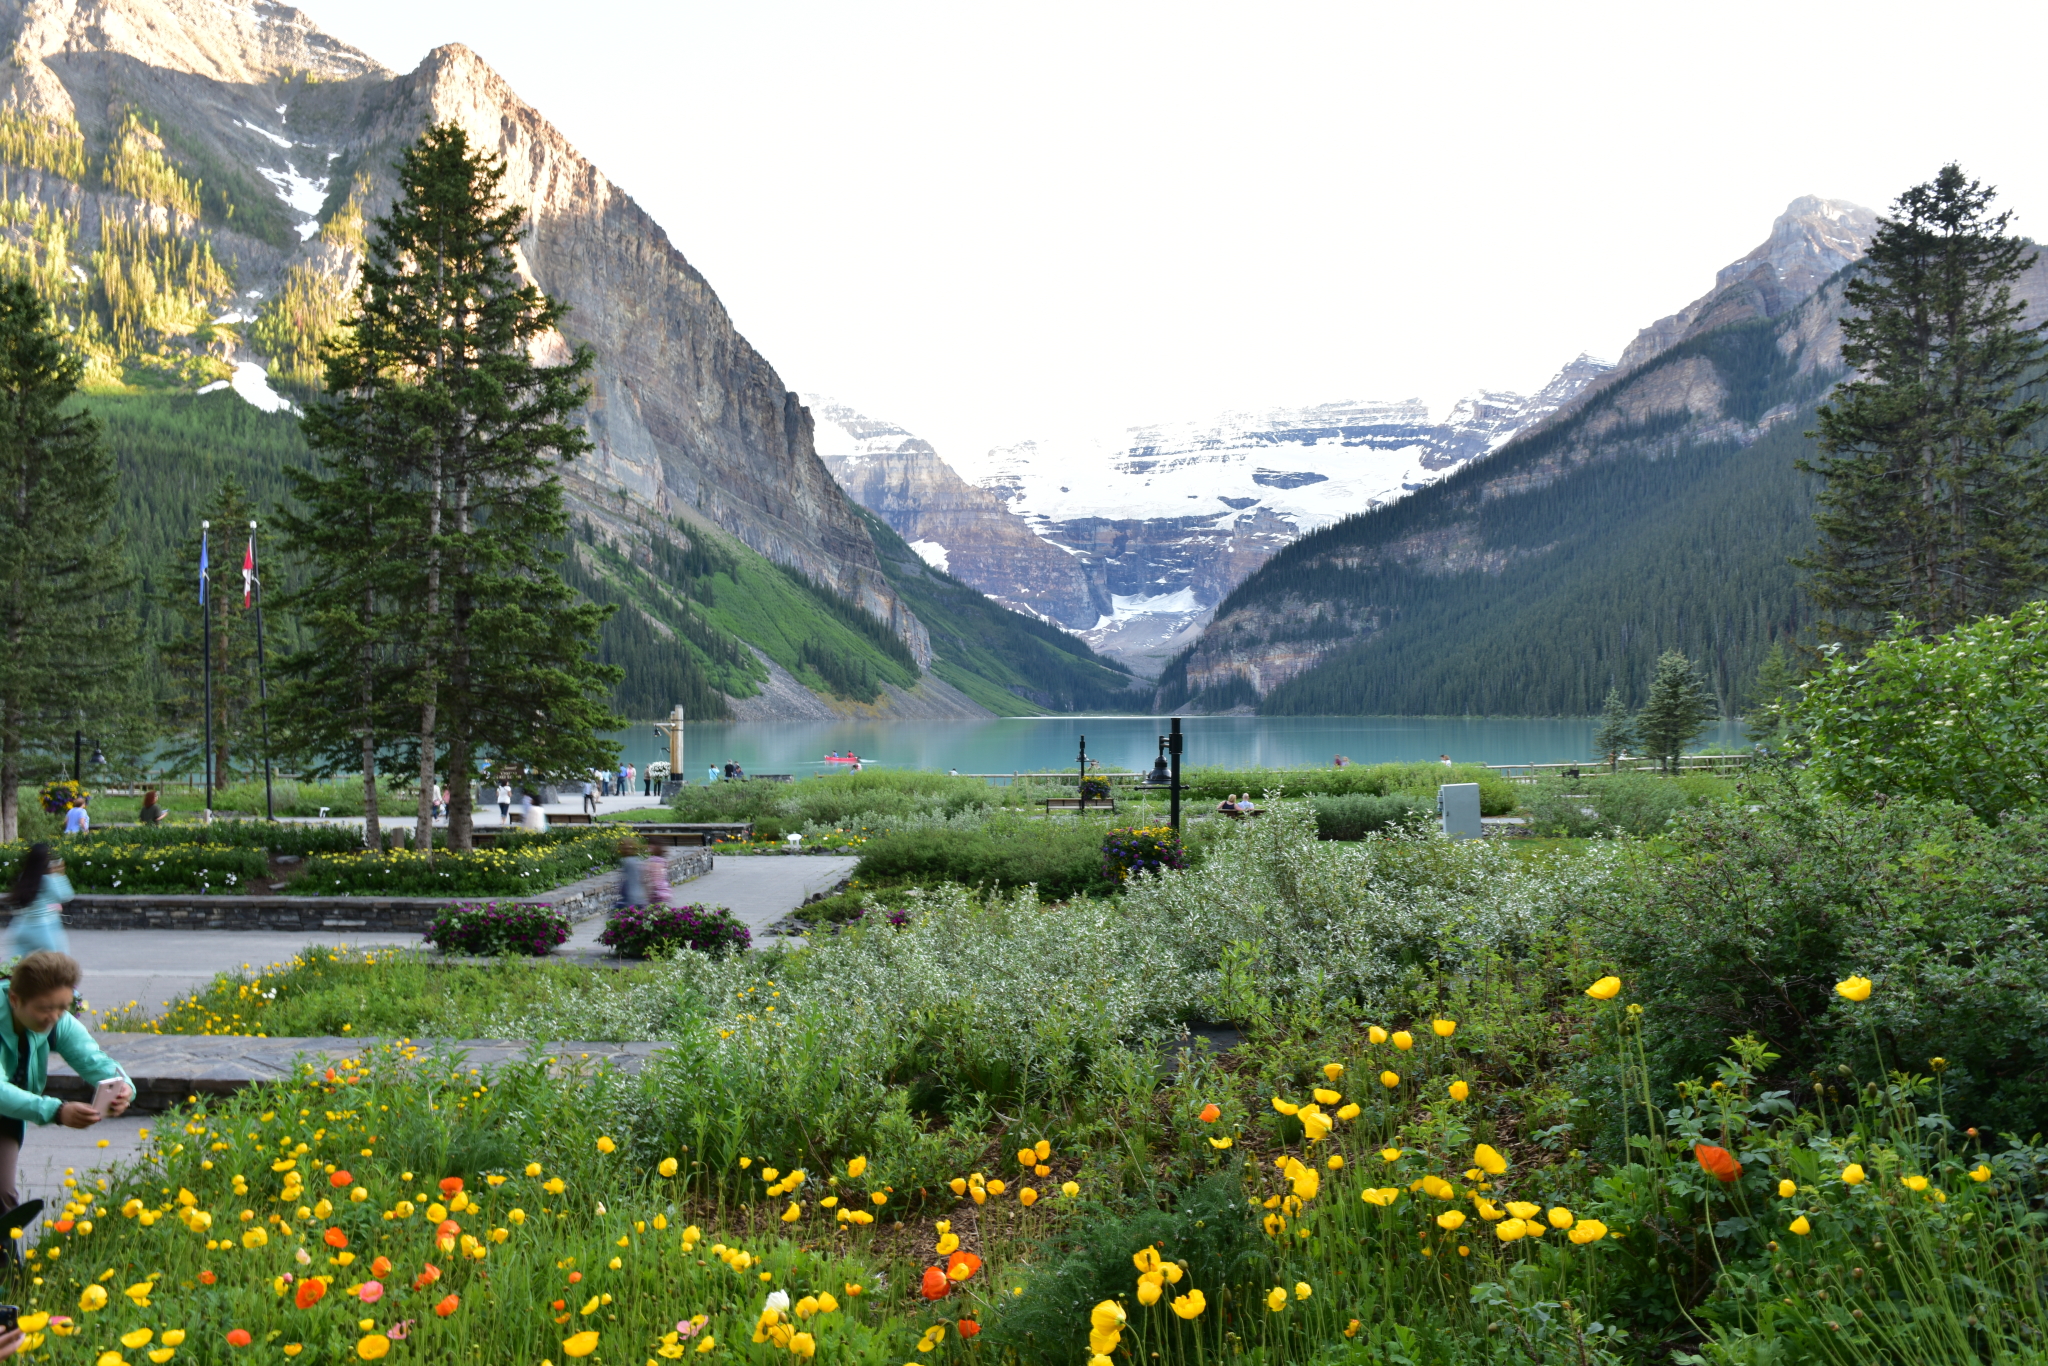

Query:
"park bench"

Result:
[[1043, 797, 1118, 814], [1219, 807, 1267, 819]]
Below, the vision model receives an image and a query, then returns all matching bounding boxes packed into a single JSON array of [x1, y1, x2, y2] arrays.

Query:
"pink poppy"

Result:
[[358, 1281, 385, 1304], [387, 1320, 417, 1342]]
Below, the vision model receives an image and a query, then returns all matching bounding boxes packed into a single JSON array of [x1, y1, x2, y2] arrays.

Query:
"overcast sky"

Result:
[[313, 0, 2044, 463]]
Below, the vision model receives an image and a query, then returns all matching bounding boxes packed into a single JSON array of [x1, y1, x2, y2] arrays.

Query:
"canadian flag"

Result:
[[243, 535, 257, 607]]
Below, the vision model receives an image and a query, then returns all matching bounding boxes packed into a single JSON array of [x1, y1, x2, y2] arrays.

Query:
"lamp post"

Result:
[[1076, 733, 1087, 801]]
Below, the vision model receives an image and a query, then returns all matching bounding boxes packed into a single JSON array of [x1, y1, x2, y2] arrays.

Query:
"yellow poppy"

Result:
[[1322, 1063, 1344, 1082], [1208, 1137, 1233, 1150], [1789, 1216, 1811, 1236], [596, 1137, 616, 1154], [356, 1336, 391, 1361], [1361, 1187, 1400, 1206], [1336, 1103, 1362, 1120], [1473, 1144, 1508, 1175], [1547, 1207, 1574, 1229], [1432, 1019, 1457, 1037], [1392, 1031, 1414, 1050], [1136, 1277, 1163, 1306], [1970, 1164, 1991, 1182], [1449, 1080, 1470, 1101], [658, 1158, 678, 1178], [1266, 1287, 1288, 1311], [563, 1331, 601, 1358], [1834, 976, 1872, 1002], [1379, 1071, 1400, 1089], [1841, 1164, 1866, 1186], [1496, 1217, 1529, 1242], [1777, 1179, 1795, 1198], [1313, 1088, 1342, 1105], [1436, 1210, 1467, 1231], [1170, 1289, 1207, 1319], [1368, 1026, 1388, 1044], [1272, 1098, 1299, 1116], [1568, 1219, 1609, 1244]]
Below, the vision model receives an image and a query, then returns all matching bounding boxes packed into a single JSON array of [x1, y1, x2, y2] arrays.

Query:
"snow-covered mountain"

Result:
[[815, 356, 1610, 673]]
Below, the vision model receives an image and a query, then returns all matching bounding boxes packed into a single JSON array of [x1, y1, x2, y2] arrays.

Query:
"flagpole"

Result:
[[201, 520, 213, 819], [250, 521, 275, 822]]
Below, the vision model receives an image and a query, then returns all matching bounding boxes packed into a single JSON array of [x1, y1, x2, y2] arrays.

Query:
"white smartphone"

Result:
[[90, 1079, 130, 1113]]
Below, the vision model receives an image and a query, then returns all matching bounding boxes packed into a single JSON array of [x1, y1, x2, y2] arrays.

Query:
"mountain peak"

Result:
[[1615, 194, 1876, 376]]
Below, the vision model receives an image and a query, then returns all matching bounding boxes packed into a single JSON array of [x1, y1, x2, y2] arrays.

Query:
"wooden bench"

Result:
[[1219, 807, 1267, 819], [549, 812, 595, 825], [1043, 797, 1118, 814]]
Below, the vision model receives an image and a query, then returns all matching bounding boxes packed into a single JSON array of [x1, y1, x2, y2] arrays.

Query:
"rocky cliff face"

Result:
[[818, 360, 1610, 674], [0, 0, 935, 693]]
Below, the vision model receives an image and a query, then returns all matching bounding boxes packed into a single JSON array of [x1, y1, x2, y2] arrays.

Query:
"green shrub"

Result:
[[1100, 823, 1186, 881], [1310, 792, 1428, 839], [1518, 773, 1728, 838], [853, 815, 1116, 900], [74, 820, 368, 856], [1583, 774, 2048, 1137], [1177, 762, 1519, 815], [1796, 602, 2048, 820]]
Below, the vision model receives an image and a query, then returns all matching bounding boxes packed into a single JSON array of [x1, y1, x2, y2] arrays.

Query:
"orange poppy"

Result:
[[959, 1319, 982, 1338], [330, 1171, 353, 1188], [324, 1227, 348, 1249], [295, 1280, 327, 1310], [434, 1295, 460, 1318], [413, 1264, 442, 1292], [227, 1329, 253, 1347], [200, 1271, 217, 1286], [920, 1267, 950, 1300], [438, 1177, 464, 1198], [947, 1250, 982, 1281], [1198, 1104, 1222, 1123], [1694, 1144, 1741, 1183], [369, 1258, 391, 1278], [52, 1219, 72, 1233]]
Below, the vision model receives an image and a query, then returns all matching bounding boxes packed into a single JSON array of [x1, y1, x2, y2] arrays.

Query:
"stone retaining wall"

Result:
[[48, 847, 712, 933]]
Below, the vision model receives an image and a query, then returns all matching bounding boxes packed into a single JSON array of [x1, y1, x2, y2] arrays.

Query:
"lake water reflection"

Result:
[[603, 715, 1751, 780]]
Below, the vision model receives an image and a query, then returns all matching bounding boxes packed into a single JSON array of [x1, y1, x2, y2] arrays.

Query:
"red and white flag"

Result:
[[243, 535, 257, 607]]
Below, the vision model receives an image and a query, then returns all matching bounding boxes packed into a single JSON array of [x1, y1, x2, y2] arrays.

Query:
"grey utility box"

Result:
[[1438, 783, 1483, 841]]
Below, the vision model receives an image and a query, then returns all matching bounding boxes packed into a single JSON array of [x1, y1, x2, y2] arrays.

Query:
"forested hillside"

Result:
[[1155, 304, 1843, 717], [854, 509, 1141, 714], [86, 388, 1136, 727]]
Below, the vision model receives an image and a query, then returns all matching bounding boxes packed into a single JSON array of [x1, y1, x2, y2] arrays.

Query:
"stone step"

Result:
[[46, 1035, 666, 1114]]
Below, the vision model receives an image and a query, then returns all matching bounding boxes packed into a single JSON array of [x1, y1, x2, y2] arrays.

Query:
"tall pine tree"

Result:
[[1635, 650, 1718, 770], [1798, 165, 2048, 645], [283, 124, 619, 851], [0, 273, 138, 840], [1591, 686, 1637, 771]]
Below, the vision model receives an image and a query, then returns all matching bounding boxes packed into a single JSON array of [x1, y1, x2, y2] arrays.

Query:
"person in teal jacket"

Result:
[[0, 951, 132, 1236]]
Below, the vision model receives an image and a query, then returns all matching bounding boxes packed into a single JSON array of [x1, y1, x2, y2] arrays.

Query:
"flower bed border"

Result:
[[40, 848, 711, 932]]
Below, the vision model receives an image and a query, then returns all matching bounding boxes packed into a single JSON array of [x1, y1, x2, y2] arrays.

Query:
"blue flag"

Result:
[[199, 528, 209, 604]]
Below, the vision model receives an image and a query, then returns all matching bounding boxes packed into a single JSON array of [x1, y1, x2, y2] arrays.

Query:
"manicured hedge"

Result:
[[853, 818, 1117, 901]]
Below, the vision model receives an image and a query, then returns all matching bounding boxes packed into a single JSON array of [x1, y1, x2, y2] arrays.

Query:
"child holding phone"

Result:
[[0, 951, 132, 1240]]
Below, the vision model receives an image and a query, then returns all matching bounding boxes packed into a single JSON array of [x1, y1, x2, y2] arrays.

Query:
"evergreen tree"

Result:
[[1798, 165, 2048, 646], [0, 273, 138, 840], [285, 124, 619, 851], [1741, 642, 1801, 747], [1635, 650, 1718, 770], [157, 481, 266, 784], [1591, 686, 1637, 771]]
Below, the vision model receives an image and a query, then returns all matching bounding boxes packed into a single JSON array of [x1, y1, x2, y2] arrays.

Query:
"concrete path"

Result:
[[558, 854, 857, 956], [67, 855, 859, 1017]]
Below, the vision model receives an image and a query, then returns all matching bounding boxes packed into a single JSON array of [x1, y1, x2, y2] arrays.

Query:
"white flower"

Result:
[[764, 1290, 790, 1312]]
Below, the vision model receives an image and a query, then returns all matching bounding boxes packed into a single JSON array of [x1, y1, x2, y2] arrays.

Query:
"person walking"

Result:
[[615, 837, 647, 908], [617, 760, 630, 796], [523, 789, 548, 832], [496, 780, 513, 824], [5, 846, 71, 960], [581, 777, 598, 816], [0, 952, 133, 1239], [61, 800, 87, 836], [707, 765, 718, 785]]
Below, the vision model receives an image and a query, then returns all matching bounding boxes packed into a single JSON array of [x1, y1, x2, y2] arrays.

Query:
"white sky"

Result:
[[311, 0, 2045, 464]]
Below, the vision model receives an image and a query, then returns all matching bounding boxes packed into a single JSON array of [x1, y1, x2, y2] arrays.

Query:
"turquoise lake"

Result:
[[604, 715, 1752, 780]]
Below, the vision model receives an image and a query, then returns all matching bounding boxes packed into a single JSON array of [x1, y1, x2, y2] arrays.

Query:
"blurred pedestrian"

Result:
[[615, 837, 646, 908], [5, 846, 70, 959], [138, 789, 164, 824], [0, 950, 133, 1244], [581, 777, 597, 816], [61, 800, 87, 836], [496, 780, 512, 824]]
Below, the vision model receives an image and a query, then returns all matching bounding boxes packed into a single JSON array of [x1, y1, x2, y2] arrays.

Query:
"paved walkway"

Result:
[[68, 855, 859, 1017]]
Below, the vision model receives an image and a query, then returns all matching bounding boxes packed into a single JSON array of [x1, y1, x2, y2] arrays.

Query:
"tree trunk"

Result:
[[0, 706, 17, 844], [446, 470, 474, 851], [414, 455, 444, 854], [359, 585, 380, 851]]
